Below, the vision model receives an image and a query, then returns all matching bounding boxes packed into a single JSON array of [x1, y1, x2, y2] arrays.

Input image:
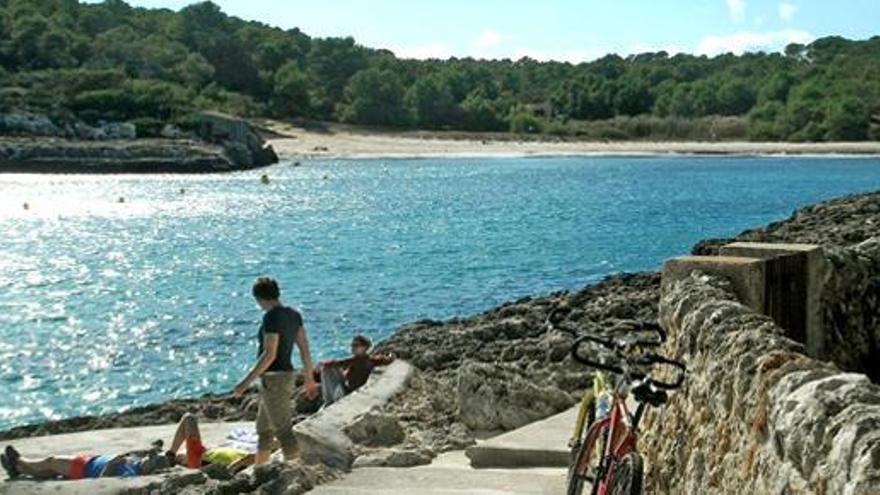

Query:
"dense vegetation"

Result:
[[1, 0, 879, 140]]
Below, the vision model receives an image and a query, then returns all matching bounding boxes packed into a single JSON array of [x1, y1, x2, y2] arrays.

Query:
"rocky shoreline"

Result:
[[3, 190, 877, 440], [0, 138, 253, 173], [0, 112, 278, 173], [1, 189, 879, 493]]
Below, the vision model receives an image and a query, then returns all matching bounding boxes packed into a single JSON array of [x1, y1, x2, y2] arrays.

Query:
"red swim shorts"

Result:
[[186, 437, 207, 469], [68, 454, 90, 480]]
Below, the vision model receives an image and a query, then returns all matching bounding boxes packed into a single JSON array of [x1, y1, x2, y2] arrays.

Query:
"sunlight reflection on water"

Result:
[[1, 156, 880, 428]]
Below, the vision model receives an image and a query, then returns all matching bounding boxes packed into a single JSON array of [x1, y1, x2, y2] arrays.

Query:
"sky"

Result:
[[89, 0, 880, 62]]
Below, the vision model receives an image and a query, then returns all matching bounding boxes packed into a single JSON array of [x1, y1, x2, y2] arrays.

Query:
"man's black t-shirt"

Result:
[[258, 305, 302, 372]]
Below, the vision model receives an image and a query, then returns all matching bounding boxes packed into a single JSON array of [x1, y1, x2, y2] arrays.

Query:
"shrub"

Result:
[[508, 111, 544, 134]]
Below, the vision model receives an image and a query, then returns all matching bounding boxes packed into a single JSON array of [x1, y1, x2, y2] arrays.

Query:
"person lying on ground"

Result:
[[317, 334, 394, 406], [1, 441, 173, 481], [166, 413, 270, 474]]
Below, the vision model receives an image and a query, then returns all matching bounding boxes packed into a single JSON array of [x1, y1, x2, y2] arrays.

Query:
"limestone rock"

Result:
[[457, 361, 575, 431], [0, 112, 63, 137], [352, 447, 434, 468], [343, 411, 405, 447]]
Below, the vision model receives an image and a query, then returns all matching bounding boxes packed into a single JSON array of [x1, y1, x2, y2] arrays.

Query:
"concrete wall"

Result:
[[640, 270, 880, 494]]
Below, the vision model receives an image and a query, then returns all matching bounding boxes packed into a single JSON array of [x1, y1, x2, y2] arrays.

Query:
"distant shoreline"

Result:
[[264, 123, 880, 160]]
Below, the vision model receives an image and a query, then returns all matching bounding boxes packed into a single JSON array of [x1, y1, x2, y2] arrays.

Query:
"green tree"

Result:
[[717, 79, 756, 115], [337, 68, 409, 126], [272, 61, 310, 117], [458, 90, 505, 131], [508, 108, 543, 133], [405, 74, 457, 128], [824, 96, 869, 141], [175, 52, 214, 87], [306, 37, 368, 118], [748, 101, 786, 140]]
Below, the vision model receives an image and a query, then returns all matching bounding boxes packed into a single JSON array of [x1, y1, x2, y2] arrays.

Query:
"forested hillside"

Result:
[[1, 0, 879, 140]]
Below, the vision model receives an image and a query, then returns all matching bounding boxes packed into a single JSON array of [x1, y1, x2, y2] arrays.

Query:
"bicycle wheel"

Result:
[[566, 420, 604, 495], [606, 451, 644, 495]]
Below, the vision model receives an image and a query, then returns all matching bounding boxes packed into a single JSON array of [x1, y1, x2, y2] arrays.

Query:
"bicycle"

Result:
[[565, 323, 686, 495]]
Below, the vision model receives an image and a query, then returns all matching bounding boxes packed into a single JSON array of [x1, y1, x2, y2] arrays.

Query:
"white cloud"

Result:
[[726, 0, 747, 21], [473, 29, 504, 51], [697, 29, 815, 56], [778, 2, 797, 21], [390, 43, 453, 60]]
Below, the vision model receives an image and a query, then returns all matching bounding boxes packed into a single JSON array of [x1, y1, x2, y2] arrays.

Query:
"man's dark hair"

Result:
[[252, 277, 281, 300], [351, 334, 372, 349]]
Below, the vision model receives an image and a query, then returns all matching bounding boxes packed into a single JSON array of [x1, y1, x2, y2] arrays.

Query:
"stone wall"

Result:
[[640, 271, 880, 494], [820, 237, 880, 382]]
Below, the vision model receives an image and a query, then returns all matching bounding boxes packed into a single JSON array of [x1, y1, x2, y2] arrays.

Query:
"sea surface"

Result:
[[1, 155, 880, 430]]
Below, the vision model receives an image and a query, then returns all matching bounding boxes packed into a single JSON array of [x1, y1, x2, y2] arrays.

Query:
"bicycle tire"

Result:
[[606, 451, 644, 495], [566, 419, 603, 495]]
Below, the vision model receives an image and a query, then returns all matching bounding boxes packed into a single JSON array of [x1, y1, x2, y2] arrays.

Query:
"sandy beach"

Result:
[[262, 122, 880, 159]]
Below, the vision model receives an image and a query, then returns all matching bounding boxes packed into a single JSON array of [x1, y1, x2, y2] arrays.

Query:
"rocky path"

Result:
[[310, 408, 579, 495]]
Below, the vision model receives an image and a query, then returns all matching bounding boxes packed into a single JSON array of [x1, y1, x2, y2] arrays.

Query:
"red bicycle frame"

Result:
[[591, 395, 640, 495]]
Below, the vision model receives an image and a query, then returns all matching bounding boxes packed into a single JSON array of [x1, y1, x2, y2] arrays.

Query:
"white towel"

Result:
[[223, 426, 259, 453]]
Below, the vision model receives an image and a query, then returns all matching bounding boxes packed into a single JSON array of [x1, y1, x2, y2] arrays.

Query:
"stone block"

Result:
[[720, 242, 825, 358], [661, 255, 767, 312]]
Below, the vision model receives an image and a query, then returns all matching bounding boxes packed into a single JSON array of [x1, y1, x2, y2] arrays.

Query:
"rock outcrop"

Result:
[[0, 138, 264, 173], [0, 111, 278, 173]]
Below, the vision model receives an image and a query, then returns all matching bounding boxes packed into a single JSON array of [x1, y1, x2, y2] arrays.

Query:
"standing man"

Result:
[[233, 277, 318, 464]]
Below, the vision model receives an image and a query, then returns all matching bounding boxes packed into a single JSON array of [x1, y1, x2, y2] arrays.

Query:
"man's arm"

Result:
[[295, 326, 319, 398], [320, 355, 356, 370], [233, 333, 278, 396], [369, 353, 395, 366]]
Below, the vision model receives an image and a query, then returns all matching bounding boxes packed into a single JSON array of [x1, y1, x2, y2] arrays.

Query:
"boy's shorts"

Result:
[[68, 454, 90, 479]]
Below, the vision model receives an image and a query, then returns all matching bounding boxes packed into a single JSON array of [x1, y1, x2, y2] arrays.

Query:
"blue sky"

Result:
[[94, 0, 880, 61]]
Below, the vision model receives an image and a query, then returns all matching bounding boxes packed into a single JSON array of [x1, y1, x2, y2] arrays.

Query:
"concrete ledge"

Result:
[[719, 241, 822, 258], [662, 255, 766, 311], [293, 360, 414, 469], [465, 407, 575, 468]]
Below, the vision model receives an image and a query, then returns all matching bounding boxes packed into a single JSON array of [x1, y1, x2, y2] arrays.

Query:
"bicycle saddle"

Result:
[[631, 381, 667, 407]]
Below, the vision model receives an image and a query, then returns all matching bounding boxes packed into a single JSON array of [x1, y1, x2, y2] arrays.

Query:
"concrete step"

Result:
[[465, 407, 577, 468], [310, 451, 566, 494]]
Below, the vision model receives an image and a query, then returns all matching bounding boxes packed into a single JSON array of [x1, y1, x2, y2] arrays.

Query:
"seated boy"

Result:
[[317, 334, 394, 406], [1, 441, 172, 481], [166, 413, 262, 473]]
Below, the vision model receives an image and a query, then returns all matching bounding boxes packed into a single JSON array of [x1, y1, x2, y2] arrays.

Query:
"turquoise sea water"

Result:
[[1, 155, 880, 430]]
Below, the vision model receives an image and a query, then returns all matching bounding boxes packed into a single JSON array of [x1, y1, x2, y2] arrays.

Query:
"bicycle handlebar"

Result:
[[570, 328, 686, 390], [636, 353, 687, 390], [570, 335, 627, 374]]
